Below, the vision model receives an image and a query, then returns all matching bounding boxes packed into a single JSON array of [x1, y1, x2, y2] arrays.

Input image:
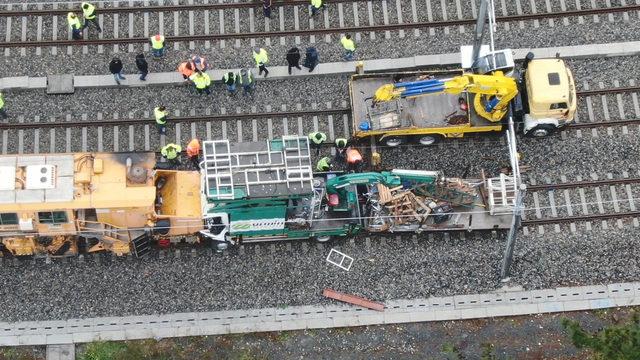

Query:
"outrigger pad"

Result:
[[46, 74, 74, 94]]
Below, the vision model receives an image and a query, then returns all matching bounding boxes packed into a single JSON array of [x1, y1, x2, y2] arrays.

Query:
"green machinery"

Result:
[[198, 136, 513, 249]]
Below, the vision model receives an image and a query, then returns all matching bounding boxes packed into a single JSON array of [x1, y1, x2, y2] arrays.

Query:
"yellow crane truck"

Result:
[[349, 55, 577, 147]]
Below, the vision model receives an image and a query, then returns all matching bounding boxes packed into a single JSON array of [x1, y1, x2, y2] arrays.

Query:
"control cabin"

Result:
[[0, 153, 202, 257]]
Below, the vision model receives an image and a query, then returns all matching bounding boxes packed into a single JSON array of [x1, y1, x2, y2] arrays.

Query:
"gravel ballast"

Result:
[[0, 2, 639, 77]]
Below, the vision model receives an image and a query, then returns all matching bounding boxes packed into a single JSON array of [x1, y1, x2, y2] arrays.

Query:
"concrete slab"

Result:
[[46, 75, 74, 95], [4, 41, 640, 93], [46, 344, 75, 360]]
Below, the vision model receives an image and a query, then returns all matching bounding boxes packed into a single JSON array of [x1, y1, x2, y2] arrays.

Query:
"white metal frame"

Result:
[[202, 136, 313, 200], [326, 248, 354, 271]]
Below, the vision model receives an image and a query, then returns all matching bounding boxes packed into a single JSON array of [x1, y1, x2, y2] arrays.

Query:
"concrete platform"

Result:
[[0, 281, 638, 346], [46, 344, 74, 360], [1, 41, 640, 91]]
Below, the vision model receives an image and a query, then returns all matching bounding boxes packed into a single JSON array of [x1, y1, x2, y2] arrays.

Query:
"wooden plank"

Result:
[[322, 288, 385, 311]]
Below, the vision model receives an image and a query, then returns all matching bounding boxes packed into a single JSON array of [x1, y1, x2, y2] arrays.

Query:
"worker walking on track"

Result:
[[340, 34, 356, 61], [316, 157, 332, 172], [252, 47, 269, 78], [308, 131, 326, 156], [334, 137, 348, 161], [135, 53, 149, 81], [161, 143, 182, 167], [81, 2, 102, 32], [303, 47, 319, 73], [150, 34, 165, 58], [238, 68, 255, 95], [186, 138, 201, 171], [108, 57, 126, 85], [262, 0, 272, 18], [286, 47, 302, 75], [154, 106, 168, 135], [222, 71, 237, 95], [310, 0, 326, 16], [189, 71, 211, 95], [0, 92, 7, 120], [67, 12, 83, 40]]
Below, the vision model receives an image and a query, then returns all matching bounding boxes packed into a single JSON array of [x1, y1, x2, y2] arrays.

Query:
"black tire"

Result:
[[527, 124, 555, 138], [380, 136, 406, 148], [413, 134, 441, 146], [315, 235, 332, 243]]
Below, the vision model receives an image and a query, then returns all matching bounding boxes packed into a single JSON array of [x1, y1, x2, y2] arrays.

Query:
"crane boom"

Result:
[[373, 72, 519, 122]]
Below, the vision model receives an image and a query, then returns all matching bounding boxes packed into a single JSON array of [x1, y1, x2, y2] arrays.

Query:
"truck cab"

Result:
[[520, 58, 577, 137]]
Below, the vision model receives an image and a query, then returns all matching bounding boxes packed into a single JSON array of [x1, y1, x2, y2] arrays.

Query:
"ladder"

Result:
[[204, 140, 235, 199], [486, 173, 517, 215], [282, 135, 313, 189]]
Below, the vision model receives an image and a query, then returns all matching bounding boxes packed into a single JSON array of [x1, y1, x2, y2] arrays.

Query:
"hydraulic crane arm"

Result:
[[373, 73, 519, 122]]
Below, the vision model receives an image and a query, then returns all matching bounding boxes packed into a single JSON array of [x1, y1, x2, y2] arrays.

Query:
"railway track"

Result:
[[522, 174, 640, 227], [0, 1, 636, 49], [2, 83, 639, 155]]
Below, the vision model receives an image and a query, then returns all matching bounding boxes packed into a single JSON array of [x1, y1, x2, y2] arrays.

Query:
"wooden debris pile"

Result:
[[376, 184, 433, 226]]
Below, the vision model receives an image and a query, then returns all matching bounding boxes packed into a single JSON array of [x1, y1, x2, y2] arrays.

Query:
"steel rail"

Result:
[[1, 1, 637, 18], [522, 211, 640, 226], [577, 86, 640, 97], [0, 5, 638, 47], [0, 108, 351, 130], [2, 86, 639, 130], [527, 178, 640, 192]]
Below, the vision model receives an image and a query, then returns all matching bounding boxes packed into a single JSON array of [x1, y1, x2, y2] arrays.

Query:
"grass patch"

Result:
[[79, 342, 126, 360]]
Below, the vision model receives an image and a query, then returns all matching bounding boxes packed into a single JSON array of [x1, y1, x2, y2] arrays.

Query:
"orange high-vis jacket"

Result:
[[178, 62, 195, 78], [346, 148, 362, 164], [186, 138, 201, 157]]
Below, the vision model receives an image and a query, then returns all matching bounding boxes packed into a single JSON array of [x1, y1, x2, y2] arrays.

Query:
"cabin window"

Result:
[[38, 211, 68, 224], [0, 213, 19, 225], [550, 102, 568, 110]]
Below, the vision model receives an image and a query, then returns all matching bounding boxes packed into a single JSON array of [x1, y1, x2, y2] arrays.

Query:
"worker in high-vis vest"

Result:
[[334, 137, 348, 161], [81, 2, 101, 32], [150, 34, 166, 58], [238, 68, 255, 95], [308, 131, 326, 156], [67, 12, 83, 40], [346, 147, 363, 173], [340, 34, 356, 61], [310, 0, 326, 16], [186, 138, 201, 170], [252, 47, 269, 78], [161, 143, 182, 167], [189, 71, 211, 95], [316, 157, 331, 172], [0, 92, 7, 120], [222, 72, 237, 94], [154, 106, 168, 135]]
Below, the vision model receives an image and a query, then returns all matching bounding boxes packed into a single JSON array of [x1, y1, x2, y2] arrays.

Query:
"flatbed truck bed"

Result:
[[349, 71, 505, 147]]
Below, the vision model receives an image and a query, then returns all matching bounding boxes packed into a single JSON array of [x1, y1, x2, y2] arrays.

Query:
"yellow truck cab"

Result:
[[520, 57, 577, 137]]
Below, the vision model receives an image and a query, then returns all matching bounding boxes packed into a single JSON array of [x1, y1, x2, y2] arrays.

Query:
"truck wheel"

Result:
[[527, 124, 555, 138], [381, 136, 405, 147], [315, 235, 332, 243], [414, 135, 441, 146]]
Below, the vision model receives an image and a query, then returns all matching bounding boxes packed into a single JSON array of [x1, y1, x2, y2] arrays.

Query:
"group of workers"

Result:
[[60, 2, 363, 169], [160, 138, 201, 170], [66, 2, 102, 40], [309, 131, 363, 173]]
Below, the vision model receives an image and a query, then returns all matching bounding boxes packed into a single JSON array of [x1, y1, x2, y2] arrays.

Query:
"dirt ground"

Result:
[[2, 307, 637, 360]]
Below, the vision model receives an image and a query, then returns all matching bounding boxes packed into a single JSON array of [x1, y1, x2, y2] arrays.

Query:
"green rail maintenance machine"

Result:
[[198, 136, 515, 250]]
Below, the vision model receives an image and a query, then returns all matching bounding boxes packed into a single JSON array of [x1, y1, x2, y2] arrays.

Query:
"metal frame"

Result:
[[202, 136, 313, 200]]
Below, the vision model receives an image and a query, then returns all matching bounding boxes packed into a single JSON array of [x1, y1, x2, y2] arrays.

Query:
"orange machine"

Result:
[[0, 152, 202, 257]]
